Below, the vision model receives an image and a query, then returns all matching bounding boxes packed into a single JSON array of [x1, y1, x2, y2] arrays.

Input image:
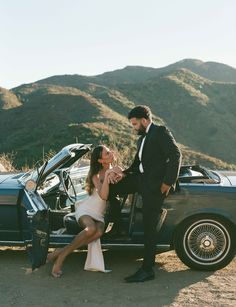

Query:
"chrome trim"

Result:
[[24, 191, 37, 212], [48, 241, 171, 249], [50, 234, 74, 238], [0, 240, 25, 244], [180, 183, 220, 187], [26, 209, 35, 217], [0, 230, 22, 233], [102, 243, 170, 248], [0, 195, 18, 205]]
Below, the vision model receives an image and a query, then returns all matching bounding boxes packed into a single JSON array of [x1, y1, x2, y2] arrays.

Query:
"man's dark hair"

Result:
[[128, 105, 152, 120]]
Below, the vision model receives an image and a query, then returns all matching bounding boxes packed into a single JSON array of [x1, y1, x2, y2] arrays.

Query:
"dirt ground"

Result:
[[0, 247, 235, 307]]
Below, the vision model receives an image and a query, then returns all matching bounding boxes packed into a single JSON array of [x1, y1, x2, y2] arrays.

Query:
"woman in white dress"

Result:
[[47, 145, 122, 277]]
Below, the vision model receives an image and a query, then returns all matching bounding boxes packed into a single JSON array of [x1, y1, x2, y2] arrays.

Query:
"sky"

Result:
[[0, 0, 236, 89]]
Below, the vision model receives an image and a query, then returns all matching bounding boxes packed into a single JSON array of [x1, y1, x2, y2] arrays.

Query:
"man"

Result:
[[109, 105, 182, 283]]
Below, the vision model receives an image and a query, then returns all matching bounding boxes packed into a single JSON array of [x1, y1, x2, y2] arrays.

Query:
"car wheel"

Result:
[[174, 216, 235, 271]]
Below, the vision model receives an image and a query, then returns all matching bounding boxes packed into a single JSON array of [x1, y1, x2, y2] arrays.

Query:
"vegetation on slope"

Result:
[[1, 59, 236, 169]]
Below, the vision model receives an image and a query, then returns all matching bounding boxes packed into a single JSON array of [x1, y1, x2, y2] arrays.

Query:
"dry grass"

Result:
[[0, 153, 17, 172]]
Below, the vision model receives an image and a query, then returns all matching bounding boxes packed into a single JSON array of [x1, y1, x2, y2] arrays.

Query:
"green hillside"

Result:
[[26, 58, 236, 88], [0, 85, 136, 167], [1, 58, 236, 170], [117, 69, 236, 164], [157, 59, 236, 83], [0, 87, 22, 109]]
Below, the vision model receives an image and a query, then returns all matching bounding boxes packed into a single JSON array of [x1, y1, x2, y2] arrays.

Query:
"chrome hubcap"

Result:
[[184, 220, 230, 265], [200, 235, 215, 251]]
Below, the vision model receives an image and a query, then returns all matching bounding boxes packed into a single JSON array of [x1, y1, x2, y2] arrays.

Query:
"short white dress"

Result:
[[74, 189, 106, 224], [74, 189, 110, 272]]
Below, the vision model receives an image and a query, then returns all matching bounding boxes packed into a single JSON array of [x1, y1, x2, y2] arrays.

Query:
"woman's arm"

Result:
[[92, 170, 112, 200]]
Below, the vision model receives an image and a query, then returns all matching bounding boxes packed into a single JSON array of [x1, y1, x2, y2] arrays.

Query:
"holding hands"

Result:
[[105, 166, 124, 184]]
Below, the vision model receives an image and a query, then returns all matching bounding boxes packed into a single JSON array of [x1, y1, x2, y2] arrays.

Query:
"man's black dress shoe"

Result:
[[125, 268, 155, 283]]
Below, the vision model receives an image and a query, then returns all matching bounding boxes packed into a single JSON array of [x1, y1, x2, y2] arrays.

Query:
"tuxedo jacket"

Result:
[[125, 123, 182, 190]]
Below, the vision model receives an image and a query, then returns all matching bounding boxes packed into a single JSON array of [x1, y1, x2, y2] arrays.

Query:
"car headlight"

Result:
[[25, 179, 37, 192]]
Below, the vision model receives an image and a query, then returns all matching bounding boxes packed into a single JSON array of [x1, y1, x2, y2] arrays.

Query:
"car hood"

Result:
[[0, 172, 24, 188], [21, 143, 91, 186], [217, 171, 236, 186], [0, 173, 19, 184]]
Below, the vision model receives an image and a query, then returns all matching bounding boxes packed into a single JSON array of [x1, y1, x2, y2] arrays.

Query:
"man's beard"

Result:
[[137, 123, 146, 136]]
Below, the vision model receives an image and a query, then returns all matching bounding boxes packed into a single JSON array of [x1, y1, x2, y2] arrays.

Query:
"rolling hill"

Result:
[[116, 69, 236, 164], [0, 84, 137, 167], [29, 58, 236, 88], [1, 59, 236, 169]]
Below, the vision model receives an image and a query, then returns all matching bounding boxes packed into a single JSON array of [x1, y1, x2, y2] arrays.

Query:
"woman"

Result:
[[47, 145, 122, 277]]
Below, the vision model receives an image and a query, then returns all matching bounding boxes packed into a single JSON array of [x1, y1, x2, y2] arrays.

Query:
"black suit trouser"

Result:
[[109, 173, 165, 271]]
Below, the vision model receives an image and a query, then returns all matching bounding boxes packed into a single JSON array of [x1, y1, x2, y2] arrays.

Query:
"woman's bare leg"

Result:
[[47, 248, 63, 263], [48, 222, 104, 264], [51, 216, 98, 277], [48, 221, 104, 268], [85, 221, 104, 243]]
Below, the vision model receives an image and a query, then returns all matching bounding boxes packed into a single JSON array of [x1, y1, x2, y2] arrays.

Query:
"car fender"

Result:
[[175, 207, 235, 228], [170, 207, 236, 246]]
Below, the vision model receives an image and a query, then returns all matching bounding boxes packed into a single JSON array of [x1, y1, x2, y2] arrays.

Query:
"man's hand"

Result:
[[161, 183, 171, 196], [108, 172, 122, 184], [108, 166, 124, 184], [112, 166, 124, 176], [105, 168, 124, 184]]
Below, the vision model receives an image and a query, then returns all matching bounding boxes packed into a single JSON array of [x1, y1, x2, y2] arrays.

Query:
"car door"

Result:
[[20, 144, 91, 268], [22, 191, 50, 270], [129, 193, 168, 242], [27, 209, 50, 270], [0, 189, 22, 242]]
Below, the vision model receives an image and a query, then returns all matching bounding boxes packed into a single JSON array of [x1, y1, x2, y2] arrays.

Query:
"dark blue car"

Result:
[[0, 144, 235, 271]]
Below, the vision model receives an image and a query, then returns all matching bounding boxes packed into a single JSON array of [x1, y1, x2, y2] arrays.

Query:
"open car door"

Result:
[[27, 208, 50, 270], [21, 143, 91, 269]]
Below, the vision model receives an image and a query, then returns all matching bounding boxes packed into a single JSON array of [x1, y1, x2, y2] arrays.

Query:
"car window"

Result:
[[69, 166, 89, 195], [179, 166, 218, 184]]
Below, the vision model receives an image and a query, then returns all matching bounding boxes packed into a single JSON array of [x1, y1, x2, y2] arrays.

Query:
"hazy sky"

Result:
[[1, 0, 236, 89]]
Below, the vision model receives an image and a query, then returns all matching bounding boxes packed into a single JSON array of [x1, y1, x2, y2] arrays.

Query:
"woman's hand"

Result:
[[109, 166, 124, 184], [112, 165, 123, 174], [105, 168, 123, 184]]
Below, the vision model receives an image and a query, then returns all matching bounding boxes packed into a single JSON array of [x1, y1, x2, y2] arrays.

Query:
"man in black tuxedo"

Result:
[[109, 105, 182, 282]]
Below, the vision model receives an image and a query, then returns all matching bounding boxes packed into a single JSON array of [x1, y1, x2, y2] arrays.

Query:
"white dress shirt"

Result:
[[138, 122, 152, 173]]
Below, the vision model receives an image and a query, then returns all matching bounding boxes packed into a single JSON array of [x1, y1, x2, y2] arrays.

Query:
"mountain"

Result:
[[0, 87, 22, 109], [93, 59, 236, 85], [117, 68, 236, 164], [1, 59, 236, 169], [155, 59, 236, 83], [0, 84, 137, 167], [23, 59, 236, 89]]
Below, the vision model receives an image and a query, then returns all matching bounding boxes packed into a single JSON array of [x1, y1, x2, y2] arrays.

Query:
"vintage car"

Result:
[[0, 144, 235, 271]]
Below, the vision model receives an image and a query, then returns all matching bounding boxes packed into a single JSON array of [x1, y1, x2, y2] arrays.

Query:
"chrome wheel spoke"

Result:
[[184, 220, 230, 264]]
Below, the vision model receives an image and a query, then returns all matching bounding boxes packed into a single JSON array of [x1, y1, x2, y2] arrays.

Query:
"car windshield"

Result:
[[208, 170, 221, 183], [18, 170, 33, 182], [179, 165, 220, 184]]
